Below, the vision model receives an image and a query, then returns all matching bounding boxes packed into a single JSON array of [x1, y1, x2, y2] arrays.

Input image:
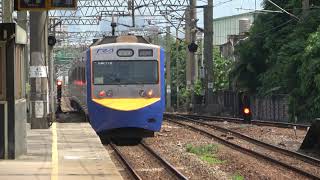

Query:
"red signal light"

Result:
[[244, 107, 250, 114], [57, 80, 62, 86], [99, 91, 106, 97]]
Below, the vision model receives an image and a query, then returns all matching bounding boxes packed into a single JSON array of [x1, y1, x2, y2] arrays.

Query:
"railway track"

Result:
[[109, 141, 188, 180], [165, 113, 310, 130], [165, 114, 320, 180]]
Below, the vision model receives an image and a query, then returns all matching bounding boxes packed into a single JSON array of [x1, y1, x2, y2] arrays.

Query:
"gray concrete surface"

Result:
[[0, 122, 123, 180]]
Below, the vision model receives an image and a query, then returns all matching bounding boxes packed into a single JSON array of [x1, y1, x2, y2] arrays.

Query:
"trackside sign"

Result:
[[15, 0, 77, 11]]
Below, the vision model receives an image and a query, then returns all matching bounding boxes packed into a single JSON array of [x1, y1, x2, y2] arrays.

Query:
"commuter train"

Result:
[[68, 36, 165, 139]]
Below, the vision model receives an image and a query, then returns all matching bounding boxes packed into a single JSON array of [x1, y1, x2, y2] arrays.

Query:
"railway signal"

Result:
[[188, 42, 198, 52], [56, 80, 62, 113], [243, 107, 252, 123]]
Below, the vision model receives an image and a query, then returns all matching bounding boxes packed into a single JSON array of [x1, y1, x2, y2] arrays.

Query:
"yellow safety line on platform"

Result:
[[51, 123, 59, 180]]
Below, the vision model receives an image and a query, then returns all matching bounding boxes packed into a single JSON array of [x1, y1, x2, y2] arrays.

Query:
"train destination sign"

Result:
[[16, 0, 47, 10], [15, 0, 77, 10], [50, 0, 77, 9]]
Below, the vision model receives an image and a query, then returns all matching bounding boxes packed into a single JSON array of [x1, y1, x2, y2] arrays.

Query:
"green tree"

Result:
[[231, 0, 320, 121], [213, 47, 232, 91]]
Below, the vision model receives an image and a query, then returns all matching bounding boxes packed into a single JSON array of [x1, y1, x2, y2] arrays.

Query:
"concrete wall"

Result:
[[14, 99, 27, 157], [0, 23, 27, 159]]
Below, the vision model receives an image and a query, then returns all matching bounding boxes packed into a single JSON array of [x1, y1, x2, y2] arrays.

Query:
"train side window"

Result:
[[82, 67, 86, 82], [0, 45, 5, 100], [71, 68, 76, 83], [76, 67, 80, 81], [78, 67, 81, 81]]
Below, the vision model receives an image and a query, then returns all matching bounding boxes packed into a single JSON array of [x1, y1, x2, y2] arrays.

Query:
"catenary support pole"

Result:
[[176, 30, 180, 111], [30, 12, 49, 129], [186, 0, 197, 111], [302, 0, 309, 17], [2, 0, 13, 23], [49, 18, 56, 122], [204, 2, 214, 105], [165, 26, 171, 111], [185, 7, 191, 110]]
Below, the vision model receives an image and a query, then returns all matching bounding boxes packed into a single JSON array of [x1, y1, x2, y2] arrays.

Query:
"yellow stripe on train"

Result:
[[92, 98, 161, 111]]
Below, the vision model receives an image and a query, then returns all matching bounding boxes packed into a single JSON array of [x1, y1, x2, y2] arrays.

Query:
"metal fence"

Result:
[[250, 95, 290, 122], [191, 91, 290, 122]]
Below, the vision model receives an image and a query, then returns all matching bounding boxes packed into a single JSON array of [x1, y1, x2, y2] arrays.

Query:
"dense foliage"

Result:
[[165, 39, 231, 108], [231, 0, 320, 121]]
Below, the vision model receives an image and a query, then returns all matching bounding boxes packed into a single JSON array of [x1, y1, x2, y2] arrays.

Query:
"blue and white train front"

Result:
[[86, 43, 165, 138]]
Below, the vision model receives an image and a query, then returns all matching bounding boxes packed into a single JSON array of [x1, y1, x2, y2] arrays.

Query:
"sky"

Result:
[[213, 0, 264, 18], [65, 0, 265, 42]]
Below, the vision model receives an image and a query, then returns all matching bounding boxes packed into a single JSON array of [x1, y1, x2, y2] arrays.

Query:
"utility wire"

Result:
[[267, 0, 300, 21], [252, 19, 294, 38]]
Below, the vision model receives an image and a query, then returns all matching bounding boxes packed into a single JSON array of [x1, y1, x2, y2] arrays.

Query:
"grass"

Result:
[[232, 174, 245, 180], [186, 144, 225, 164]]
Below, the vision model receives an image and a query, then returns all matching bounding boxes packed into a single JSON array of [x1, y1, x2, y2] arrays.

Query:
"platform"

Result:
[[0, 123, 123, 180]]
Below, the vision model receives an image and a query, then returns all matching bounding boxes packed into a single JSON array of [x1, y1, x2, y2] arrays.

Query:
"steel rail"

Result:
[[166, 114, 320, 167], [109, 143, 142, 180], [165, 117, 320, 180], [164, 113, 310, 130], [140, 141, 188, 180]]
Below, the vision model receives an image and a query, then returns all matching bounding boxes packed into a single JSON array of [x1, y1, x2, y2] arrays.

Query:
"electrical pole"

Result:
[[204, 1, 214, 106], [49, 18, 56, 122], [166, 26, 172, 111], [176, 30, 180, 111], [185, 0, 197, 111], [185, 7, 191, 111], [30, 12, 49, 129], [130, 0, 135, 27], [111, 14, 117, 36], [2, 0, 13, 22], [302, 0, 310, 17]]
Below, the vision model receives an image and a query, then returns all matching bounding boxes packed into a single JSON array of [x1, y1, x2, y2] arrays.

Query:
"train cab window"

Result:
[[93, 60, 158, 85]]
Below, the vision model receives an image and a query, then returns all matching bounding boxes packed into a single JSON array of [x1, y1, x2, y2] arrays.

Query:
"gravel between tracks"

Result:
[[106, 146, 133, 180], [144, 121, 308, 180], [207, 121, 307, 151], [180, 120, 320, 178], [111, 144, 178, 180]]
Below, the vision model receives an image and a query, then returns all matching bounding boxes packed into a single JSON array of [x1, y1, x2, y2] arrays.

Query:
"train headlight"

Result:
[[147, 89, 153, 98], [98, 90, 106, 97], [106, 90, 113, 97], [139, 90, 146, 97]]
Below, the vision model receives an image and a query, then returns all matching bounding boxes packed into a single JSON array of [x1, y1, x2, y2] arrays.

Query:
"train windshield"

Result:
[[93, 60, 158, 85]]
